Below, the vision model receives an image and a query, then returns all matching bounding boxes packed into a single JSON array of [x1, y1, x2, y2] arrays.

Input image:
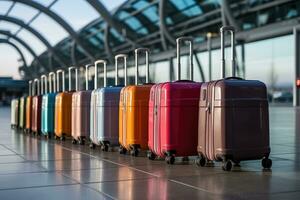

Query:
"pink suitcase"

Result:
[[148, 37, 202, 164], [71, 65, 92, 145], [31, 78, 42, 135]]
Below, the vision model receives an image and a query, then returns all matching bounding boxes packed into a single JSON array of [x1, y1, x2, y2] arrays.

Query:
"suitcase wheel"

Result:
[[119, 146, 127, 155], [222, 160, 232, 171], [196, 156, 206, 167], [78, 138, 85, 145], [147, 151, 156, 160], [130, 149, 139, 157], [89, 143, 96, 149], [60, 136, 66, 141], [101, 144, 109, 152], [165, 155, 175, 165], [262, 158, 272, 169], [72, 139, 77, 144]]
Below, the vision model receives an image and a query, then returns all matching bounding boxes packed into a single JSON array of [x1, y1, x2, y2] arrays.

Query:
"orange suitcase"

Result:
[[119, 48, 153, 156], [25, 80, 33, 133], [54, 67, 77, 140]]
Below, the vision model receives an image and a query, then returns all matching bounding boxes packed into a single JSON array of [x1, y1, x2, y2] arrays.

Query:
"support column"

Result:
[[293, 27, 300, 107]]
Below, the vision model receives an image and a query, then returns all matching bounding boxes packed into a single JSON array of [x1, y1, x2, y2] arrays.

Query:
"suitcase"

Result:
[[41, 72, 57, 138], [11, 98, 19, 128], [31, 78, 42, 135], [90, 57, 125, 151], [71, 65, 92, 145], [196, 26, 272, 171], [25, 80, 33, 133], [19, 96, 26, 129], [148, 37, 202, 164], [54, 67, 77, 140], [119, 48, 153, 156]]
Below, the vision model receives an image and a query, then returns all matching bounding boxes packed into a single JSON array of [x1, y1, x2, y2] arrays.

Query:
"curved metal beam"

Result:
[[159, 0, 176, 46], [0, 30, 47, 74], [2, 0, 95, 61], [86, 0, 137, 45], [0, 15, 67, 68], [221, 0, 240, 30]]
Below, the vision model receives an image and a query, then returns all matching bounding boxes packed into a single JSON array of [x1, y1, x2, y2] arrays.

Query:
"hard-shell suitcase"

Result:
[[119, 48, 153, 156], [11, 98, 19, 128], [54, 67, 77, 140], [90, 58, 124, 151], [31, 78, 42, 135], [71, 65, 92, 145], [19, 96, 26, 129], [196, 26, 272, 171], [148, 37, 202, 164], [41, 72, 57, 138], [25, 80, 33, 133]]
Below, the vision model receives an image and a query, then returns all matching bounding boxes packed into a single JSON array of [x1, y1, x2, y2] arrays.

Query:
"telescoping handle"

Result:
[[220, 26, 236, 79], [176, 36, 194, 81], [68, 67, 78, 91], [94, 60, 107, 89], [33, 78, 40, 96], [48, 72, 56, 93], [56, 69, 65, 92], [28, 80, 32, 96], [85, 64, 93, 91], [115, 54, 127, 86], [40, 75, 48, 95], [135, 48, 150, 85]]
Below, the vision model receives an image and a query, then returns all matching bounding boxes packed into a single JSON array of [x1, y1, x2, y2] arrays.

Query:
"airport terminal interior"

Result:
[[1, 0, 300, 199]]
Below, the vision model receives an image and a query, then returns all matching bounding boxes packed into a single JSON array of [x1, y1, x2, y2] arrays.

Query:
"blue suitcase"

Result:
[[89, 55, 127, 150], [41, 72, 57, 138]]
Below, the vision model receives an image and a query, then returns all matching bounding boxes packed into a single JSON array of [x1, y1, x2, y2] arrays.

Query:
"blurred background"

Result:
[[0, 0, 298, 106]]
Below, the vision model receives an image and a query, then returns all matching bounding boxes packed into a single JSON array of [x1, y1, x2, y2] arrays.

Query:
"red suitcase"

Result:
[[196, 26, 271, 171], [31, 78, 42, 135], [148, 37, 202, 164]]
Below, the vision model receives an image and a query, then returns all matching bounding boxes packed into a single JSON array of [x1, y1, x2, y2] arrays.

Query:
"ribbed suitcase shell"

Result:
[[197, 79, 270, 162], [71, 90, 92, 142], [31, 95, 42, 133], [11, 99, 19, 126], [148, 81, 201, 158], [19, 97, 26, 129], [90, 86, 122, 146], [41, 93, 56, 136], [119, 84, 153, 151], [25, 96, 32, 131]]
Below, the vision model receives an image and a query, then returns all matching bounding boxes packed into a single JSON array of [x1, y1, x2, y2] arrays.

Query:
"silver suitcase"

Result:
[[11, 98, 19, 128], [90, 55, 127, 151]]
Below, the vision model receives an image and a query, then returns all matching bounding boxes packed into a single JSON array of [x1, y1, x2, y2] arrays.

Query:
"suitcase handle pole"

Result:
[[176, 36, 194, 81], [85, 64, 93, 91], [48, 72, 56, 93], [68, 67, 78, 91], [56, 69, 65, 92], [28, 80, 32, 96], [220, 26, 236, 78], [115, 54, 127, 86], [94, 60, 107, 88], [134, 48, 150, 84], [33, 78, 40, 96], [40, 75, 48, 95]]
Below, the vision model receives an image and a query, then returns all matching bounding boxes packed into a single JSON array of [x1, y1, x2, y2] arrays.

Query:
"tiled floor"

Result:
[[0, 106, 300, 199]]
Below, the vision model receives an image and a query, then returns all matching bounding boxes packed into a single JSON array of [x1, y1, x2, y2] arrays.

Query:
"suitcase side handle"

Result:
[[56, 69, 65, 92], [85, 64, 94, 91], [94, 60, 107, 88], [33, 78, 40, 96], [176, 36, 194, 81], [225, 77, 243, 80], [134, 48, 150, 85], [28, 80, 32, 96], [220, 26, 236, 78], [40, 75, 48, 95], [115, 54, 127, 86], [68, 67, 78, 91], [48, 72, 56, 93]]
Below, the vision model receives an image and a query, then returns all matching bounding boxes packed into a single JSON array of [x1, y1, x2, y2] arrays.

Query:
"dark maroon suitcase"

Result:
[[197, 26, 271, 171]]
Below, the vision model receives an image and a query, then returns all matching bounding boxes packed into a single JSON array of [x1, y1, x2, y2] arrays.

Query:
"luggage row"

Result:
[[11, 26, 272, 171]]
